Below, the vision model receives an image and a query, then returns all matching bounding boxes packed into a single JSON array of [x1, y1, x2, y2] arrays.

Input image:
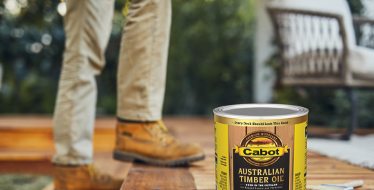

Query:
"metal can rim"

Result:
[[213, 103, 309, 120]]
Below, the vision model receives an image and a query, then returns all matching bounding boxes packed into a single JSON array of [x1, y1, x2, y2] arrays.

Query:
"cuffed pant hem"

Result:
[[52, 155, 93, 166], [117, 110, 162, 122]]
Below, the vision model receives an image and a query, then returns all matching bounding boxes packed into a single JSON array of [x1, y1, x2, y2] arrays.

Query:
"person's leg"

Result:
[[114, 0, 205, 166], [117, 0, 170, 120], [53, 0, 114, 166], [52, 0, 122, 189]]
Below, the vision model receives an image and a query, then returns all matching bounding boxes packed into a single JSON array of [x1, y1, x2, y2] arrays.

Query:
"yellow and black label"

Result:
[[235, 146, 288, 157], [233, 131, 290, 189], [214, 119, 307, 190], [235, 131, 288, 167], [215, 121, 230, 190], [293, 121, 307, 190]]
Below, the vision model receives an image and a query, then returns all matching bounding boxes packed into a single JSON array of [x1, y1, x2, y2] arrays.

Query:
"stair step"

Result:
[[0, 116, 117, 161]]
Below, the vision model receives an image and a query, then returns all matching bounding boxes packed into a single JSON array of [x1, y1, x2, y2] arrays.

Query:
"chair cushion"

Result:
[[349, 46, 374, 80]]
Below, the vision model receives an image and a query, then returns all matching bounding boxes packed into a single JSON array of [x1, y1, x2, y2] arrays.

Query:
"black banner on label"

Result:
[[233, 149, 290, 190]]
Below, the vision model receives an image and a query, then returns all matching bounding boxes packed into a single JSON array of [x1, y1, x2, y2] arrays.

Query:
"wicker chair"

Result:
[[267, 0, 374, 140]]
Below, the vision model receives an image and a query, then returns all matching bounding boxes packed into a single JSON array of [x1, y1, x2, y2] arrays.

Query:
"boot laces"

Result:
[[87, 164, 110, 182], [154, 120, 174, 142], [157, 120, 169, 133]]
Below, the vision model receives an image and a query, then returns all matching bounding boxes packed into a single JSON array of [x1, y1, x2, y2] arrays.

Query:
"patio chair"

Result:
[[267, 0, 374, 140]]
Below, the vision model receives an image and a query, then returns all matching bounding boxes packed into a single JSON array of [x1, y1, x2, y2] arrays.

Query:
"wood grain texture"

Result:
[[121, 163, 197, 190], [0, 117, 117, 162], [0, 160, 53, 175], [94, 152, 133, 180], [0, 150, 53, 161], [228, 125, 246, 190], [189, 155, 215, 190], [276, 125, 295, 190], [41, 182, 54, 190], [228, 126, 277, 190], [0, 117, 373, 189], [306, 151, 374, 189], [167, 118, 216, 190]]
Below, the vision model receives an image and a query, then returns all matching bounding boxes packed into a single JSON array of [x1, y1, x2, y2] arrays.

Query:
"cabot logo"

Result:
[[235, 131, 288, 167]]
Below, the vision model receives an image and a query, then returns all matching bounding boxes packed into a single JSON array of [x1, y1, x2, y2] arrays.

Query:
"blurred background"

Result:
[[0, 0, 254, 116], [0, 0, 373, 128], [0, 0, 374, 189]]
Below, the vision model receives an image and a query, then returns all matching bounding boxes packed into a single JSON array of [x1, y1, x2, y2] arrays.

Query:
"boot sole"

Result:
[[113, 149, 205, 167]]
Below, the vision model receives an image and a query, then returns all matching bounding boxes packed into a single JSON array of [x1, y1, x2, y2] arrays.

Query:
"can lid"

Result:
[[213, 104, 308, 120]]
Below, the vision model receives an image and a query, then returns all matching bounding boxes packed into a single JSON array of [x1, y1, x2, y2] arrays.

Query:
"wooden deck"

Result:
[[0, 117, 373, 189]]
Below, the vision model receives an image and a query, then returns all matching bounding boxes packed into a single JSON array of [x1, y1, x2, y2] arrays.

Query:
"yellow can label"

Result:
[[215, 121, 230, 190], [293, 121, 307, 190], [215, 119, 307, 190]]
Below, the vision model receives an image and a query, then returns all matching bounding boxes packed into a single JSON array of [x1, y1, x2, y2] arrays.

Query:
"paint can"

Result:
[[213, 104, 308, 190]]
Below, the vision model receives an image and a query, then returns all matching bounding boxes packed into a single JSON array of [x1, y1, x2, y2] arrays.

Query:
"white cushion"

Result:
[[349, 46, 374, 80]]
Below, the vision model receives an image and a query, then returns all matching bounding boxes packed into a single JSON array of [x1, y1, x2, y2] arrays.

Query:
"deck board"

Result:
[[0, 117, 373, 189], [122, 163, 197, 190], [189, 155, 215, 190]]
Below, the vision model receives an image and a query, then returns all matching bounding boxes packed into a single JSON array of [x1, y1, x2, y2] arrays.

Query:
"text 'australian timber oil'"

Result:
[[213, 104, 308, 190]]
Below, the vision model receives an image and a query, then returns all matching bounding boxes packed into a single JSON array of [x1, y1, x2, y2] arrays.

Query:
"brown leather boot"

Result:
[[113, 120, 205, 166], [53, 164, 123, 190]]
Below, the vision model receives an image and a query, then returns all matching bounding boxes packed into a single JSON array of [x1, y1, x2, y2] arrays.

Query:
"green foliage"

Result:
[[164, 0, 255, 115], [0, 0, 255, 116], [0, 174, 52, 190], [347, 0, 364, 15], [0, 0, 64, 114], [274, 85, 374, 128]]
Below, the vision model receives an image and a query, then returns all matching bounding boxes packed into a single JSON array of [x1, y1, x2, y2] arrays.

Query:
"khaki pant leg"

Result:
[[117, 0, 172, 121], [52, 0, 114, 165]]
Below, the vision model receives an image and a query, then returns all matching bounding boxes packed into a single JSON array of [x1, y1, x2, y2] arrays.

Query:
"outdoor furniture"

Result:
[[267, 0, 374, 140]]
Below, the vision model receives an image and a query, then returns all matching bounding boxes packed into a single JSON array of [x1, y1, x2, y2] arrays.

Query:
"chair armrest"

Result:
[[353, 15, 374, 25]]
